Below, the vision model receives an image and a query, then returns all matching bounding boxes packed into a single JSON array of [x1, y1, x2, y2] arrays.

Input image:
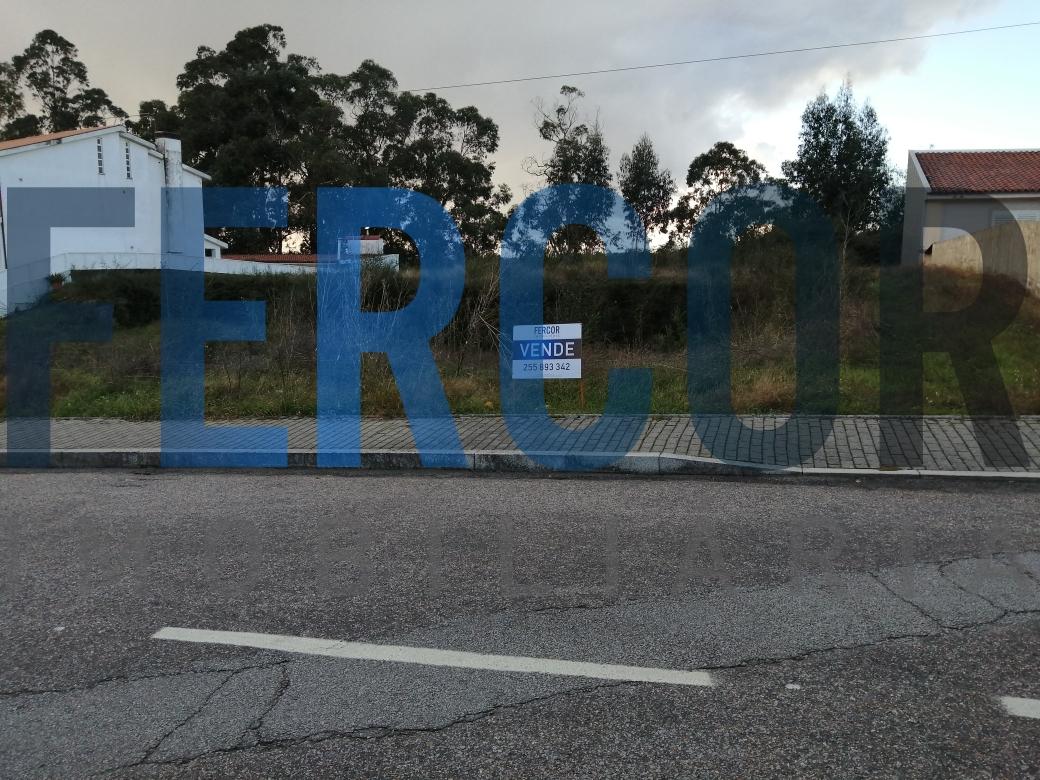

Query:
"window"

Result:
[[205, 248, 215, 258], [124, 142, 132, 179], [96, 138, 104, 175], [991, 209, 1040, 227]]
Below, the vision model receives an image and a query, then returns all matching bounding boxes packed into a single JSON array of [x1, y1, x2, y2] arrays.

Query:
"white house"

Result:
[[0, 124, 310, 315], [901, 149, 1040, 265]]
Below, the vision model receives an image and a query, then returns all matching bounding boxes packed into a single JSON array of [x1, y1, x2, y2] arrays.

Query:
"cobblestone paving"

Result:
[[2, 415, 1039, 471]]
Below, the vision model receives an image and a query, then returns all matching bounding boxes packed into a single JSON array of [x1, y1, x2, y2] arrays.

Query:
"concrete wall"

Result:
[[52, 253, 316, 278], [925, 220, 1040, 292]]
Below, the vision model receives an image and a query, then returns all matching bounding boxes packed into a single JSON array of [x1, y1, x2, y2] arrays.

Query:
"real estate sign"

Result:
[[511, 323, 582, 379]]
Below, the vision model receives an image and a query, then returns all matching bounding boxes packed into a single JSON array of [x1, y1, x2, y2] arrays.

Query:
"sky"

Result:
[[3, 0, 1040, 199]]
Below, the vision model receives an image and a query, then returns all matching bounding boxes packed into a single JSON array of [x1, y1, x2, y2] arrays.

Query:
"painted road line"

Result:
[[999, 696, 1040, 719], [153, 627, 715, 687]]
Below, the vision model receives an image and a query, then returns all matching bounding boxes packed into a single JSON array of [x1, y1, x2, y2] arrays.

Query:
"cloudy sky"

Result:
[[3, 0, 1039, 198]]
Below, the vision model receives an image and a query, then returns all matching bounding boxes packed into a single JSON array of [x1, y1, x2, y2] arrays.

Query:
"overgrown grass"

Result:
[[1, 233, 1038, 419]]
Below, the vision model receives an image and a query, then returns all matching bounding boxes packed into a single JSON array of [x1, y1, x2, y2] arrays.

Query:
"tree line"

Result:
[[0, 25, 902, 260]]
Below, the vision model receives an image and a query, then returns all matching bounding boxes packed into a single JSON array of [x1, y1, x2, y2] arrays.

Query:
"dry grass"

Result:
[[3, 250, 1039, 418]]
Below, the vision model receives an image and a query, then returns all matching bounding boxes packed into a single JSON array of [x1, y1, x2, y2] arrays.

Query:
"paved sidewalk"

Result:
[[2, 415, 1040, 475]]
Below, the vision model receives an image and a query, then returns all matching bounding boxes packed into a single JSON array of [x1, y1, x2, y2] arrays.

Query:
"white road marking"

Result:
[[999, 696, 1040, 719], [785, 683, 802, 690], [153, 627, 715, 687]]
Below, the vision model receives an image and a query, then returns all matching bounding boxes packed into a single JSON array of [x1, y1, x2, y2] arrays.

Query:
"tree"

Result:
[[322, 59, 398, 187], [525, 85, 613, 255], [170, 25, 350, 252], [877, 170, 906, 266], [321, 59, 509, 255], [0, 61, 24, 127], [3, 29, 126, 137], [163, 33, 508, 254], [396, 95, 512, 256], [781, 82, 891, 265], [126, 99, 181, 142], [669, 141, 765, 247], [0, 60, 38, 139], [526, 86, 612, 188], [64, 87, 127, 130], [618, 134, 675, 245]]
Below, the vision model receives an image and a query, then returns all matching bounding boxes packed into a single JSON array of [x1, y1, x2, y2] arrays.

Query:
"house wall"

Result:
[[0, 132, 203, 260], [903, 191, 1040, 267], [900, 150, 1040, 265], [926, 220, 1040, 292], [900, 152, 929, 264], [0, 130, 206, 313], [921, 197, 1040, 249], [204, 236, 224, 261]]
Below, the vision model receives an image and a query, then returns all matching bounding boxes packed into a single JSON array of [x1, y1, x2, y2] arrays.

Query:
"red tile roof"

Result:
[[0, 125, 120, 153], [917, 151, 1040, 194]]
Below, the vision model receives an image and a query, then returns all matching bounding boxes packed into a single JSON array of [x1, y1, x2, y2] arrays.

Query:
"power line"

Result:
[[403, 19, 1040, 92]]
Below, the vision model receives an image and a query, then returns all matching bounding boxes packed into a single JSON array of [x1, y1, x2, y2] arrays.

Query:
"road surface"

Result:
[[1, 470, 1039, 778]]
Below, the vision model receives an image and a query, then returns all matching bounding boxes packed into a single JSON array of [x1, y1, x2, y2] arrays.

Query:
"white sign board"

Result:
[[511, 323, 582, 379]]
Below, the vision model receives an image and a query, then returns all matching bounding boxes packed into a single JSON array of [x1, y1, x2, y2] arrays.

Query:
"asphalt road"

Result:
[[1, 470, 1039, 778]]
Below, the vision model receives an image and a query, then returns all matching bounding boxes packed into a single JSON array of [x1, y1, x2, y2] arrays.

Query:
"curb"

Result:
[[2, 447, 1040, 480]]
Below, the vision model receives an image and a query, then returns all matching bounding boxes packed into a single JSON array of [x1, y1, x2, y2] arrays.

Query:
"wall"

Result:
[[48, 253, 314, 275], [903, 186, 1040, 267], [0, 132, 189, 261], [925, 220, 1040, 292], [922, 197, 1040, 249], [0, 130, 209, 313], [900, 153, 929, 264]]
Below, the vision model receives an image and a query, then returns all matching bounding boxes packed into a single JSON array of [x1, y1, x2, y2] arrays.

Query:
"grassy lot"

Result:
[[1, 233, 1038, 419]]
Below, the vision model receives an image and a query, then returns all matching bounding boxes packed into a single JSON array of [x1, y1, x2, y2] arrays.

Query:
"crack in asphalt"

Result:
[[867, 571, 945, 627], [140, 670, 236, 761], [0, 660, 284, 700], [998, 552, 1040, 586], [93, 608, 1040, 775], [89, 672, 236, 778], [236, 662, 291, 749], [691, 609, 1040, 675], [91, 661, 293, 778], [475, 547, 1040, 623], [100, 679, 631, 773], [12, 548, 1040, 777], [935, 557, 1040, 628]]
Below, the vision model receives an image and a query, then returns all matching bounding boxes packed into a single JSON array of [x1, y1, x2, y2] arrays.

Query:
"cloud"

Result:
[[1, 0, 998, 194]]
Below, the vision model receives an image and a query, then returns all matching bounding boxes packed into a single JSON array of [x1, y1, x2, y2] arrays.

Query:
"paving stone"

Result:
[[1, 415, 1039, 473]]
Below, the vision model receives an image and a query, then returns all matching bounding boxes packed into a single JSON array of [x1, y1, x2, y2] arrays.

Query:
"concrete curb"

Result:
[[3, 447, 1040, 480]]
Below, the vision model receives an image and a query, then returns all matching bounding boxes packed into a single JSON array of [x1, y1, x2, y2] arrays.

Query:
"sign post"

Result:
[[511, 323, 582, 380]]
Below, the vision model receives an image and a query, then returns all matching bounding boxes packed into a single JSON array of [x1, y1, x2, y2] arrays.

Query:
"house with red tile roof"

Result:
[[901, 149, 1040, 265]]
